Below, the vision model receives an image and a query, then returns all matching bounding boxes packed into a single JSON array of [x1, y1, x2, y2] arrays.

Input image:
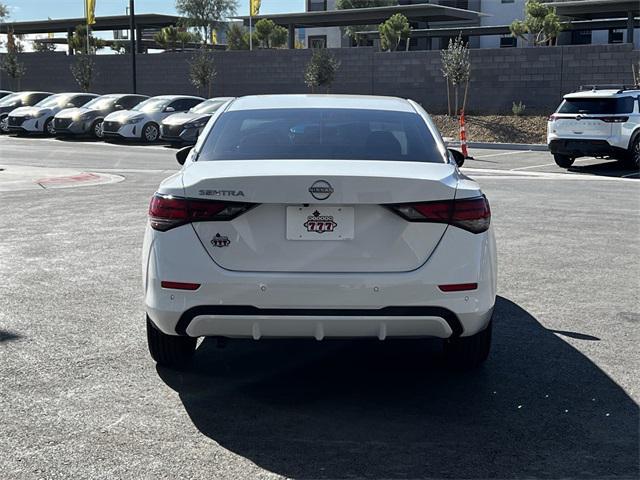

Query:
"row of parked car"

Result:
[[0, 90, 233, 146]]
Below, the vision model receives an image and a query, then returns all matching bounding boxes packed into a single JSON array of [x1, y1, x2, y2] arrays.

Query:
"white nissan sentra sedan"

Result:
[[143, 95, 497, 369], [102, 95, 204, 142]]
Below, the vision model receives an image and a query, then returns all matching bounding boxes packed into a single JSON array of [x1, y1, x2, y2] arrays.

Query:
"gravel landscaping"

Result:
[[432, 115, 548, 145]]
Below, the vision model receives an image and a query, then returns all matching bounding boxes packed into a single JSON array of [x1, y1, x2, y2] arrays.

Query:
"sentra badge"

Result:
[[199, 189, 245, 197], [211, 233, 231, 247], [308, 180, 333, 201], [304, 210, 337, 234]]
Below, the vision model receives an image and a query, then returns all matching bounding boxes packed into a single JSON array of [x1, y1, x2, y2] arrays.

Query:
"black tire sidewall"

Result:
[[553, 154, 574, 168], [142, 123, 159, 143], [44, 117, 55, 136], [92, 119, 104, 138]]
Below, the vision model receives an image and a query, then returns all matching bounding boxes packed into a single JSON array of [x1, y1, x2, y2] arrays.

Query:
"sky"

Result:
[[3, 0, 305, 21]]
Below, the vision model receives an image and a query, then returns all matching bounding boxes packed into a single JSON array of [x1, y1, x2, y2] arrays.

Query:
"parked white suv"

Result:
[[548, 85, 640, 169]]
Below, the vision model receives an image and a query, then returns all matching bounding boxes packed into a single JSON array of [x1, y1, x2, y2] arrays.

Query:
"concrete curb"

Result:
[[445, 139, 548, 151]]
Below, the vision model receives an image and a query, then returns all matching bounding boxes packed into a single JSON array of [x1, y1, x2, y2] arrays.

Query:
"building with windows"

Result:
[[236, 0, 639, 50]]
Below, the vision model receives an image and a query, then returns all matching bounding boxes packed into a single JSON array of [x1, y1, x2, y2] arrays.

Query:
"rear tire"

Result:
[[0, 115, 8, 133], [146, 316, 197, 368], [554, 154, 574, 168], [444, 320, 492, 370]]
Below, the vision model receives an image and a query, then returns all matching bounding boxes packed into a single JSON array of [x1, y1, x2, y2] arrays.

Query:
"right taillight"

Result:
[[548, 114, 558, 122], [149, 194, 256, 231], [387, 195, 491, 234]]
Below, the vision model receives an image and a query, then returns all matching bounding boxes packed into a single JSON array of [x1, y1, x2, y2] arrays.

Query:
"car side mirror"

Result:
[[176, 145, 193, 165], [165, 106, 176, 113], [66, 103, 76, 108], [115, 104, 124, 110], [448, 148, 465, 168]]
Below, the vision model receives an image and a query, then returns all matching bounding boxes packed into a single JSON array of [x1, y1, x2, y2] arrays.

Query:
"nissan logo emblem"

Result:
[[308, 180, 333, 201]]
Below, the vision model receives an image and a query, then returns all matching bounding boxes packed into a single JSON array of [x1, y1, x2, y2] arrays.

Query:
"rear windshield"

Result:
[[558, 97, 635, 114], [198, 108, 444, 163]]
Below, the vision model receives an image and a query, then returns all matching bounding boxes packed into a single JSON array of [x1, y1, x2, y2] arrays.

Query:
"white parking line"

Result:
[[510, 158, 592, 171], [472, 150, 529, 158], [7, 137, 169, 151], [462, 167, 639, 182]]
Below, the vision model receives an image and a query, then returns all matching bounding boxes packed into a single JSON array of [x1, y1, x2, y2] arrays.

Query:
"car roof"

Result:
[[564, 89, 639, 99], [97, 93, 147, 97], [147, 95, 204, 100], [228, 94, 416, 113]]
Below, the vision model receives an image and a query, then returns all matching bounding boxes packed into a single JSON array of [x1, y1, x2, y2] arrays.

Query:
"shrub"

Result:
[[512, 101, 526, 116], [378, 13, 411, 52], [304, 49, 340, 93]]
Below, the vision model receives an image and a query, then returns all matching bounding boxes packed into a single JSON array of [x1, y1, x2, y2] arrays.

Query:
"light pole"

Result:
[[129, 0, 137, 93]]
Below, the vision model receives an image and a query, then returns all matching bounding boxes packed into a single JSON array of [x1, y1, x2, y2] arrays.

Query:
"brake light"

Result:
[[149, 194, 255, 231], [548, 114, 558, 121], [387, 195, 491, 234], [596, 116, 628, 123]]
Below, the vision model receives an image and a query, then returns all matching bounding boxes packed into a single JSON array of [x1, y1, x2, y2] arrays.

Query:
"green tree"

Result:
[[510, 0, 563, 46], [110, 41, 131, 54], [336, 0, 395, 46], [32, 39, 58, 53], [271, 25, 288, 49], [304, 49, 340, 93], [1, 31, 26, 90], [253, 18, 288, 49], [154, 26, 199, 51], [70, 55, 96, 92], [189, 48, 216, 97], [378, 13, 410, 52], [69, 24, 105, 54], [440, 34, 471, 116], [176, 0, 238, 45], [226, 23, 248, 49]]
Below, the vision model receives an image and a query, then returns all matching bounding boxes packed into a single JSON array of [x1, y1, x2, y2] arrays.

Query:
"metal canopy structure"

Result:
[[0, 14, 180, 34], [545, 0, 639, 43], [358, 18, 640, 40], [234, 3, 484, 48], [545, 0, 639, 20], [0, 14, 182, 55]]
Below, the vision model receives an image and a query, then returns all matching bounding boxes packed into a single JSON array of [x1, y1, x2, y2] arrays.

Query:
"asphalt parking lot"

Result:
[[1, 135, 638, 480]]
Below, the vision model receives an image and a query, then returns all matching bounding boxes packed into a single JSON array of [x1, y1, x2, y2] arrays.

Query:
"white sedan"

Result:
[[102, 95, 204, 142], [143, 95, 497, 370], [7, 92, 97, 135]]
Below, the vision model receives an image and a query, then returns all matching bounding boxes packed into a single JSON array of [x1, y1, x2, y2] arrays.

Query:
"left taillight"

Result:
[[149, 194, 255, 231], [387, 195, 491, 234]]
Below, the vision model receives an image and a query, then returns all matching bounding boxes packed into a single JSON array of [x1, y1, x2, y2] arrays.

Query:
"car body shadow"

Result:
[[568, 160, 638, 179], [157, 296, 638, 479]]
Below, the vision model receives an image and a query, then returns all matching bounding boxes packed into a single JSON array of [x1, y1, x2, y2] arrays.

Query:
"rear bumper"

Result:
[[143, 222, 497, 340], [548, 138, 628, 158]]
